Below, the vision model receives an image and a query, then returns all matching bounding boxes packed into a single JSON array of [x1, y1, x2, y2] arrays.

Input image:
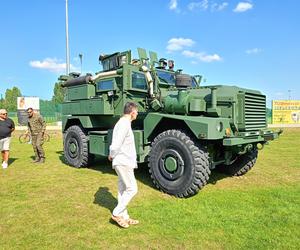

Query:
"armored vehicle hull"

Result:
[[59, 48, 280, 198]]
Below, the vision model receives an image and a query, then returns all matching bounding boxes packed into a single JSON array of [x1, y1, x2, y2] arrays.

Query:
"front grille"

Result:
[[244, 92, 266, 131]]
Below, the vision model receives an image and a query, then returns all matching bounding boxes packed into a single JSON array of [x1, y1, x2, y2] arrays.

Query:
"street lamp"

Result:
[[65, 0, 70, 75], [288, 90, 291, 100]]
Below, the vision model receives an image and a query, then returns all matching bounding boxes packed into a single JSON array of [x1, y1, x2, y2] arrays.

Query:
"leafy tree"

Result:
[[40, 99, 56, 113], [0, 94, 4, 107], [4, 86, 22, 112], [266, 108, 272, 116], [52, 82, 65, 104]]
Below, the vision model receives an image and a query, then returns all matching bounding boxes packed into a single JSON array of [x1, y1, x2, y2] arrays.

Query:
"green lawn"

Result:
[[1, 129, 299, 249]]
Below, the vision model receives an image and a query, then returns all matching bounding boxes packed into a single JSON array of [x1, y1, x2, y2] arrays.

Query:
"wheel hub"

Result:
[[70, 143, 77, 153], [164, 156, 177, 172], [68, 138, 79, 158], [159, 149, 184, 181]]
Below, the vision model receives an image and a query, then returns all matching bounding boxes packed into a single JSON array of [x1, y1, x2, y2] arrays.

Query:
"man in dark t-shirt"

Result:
[[0, 109, 15, 169]]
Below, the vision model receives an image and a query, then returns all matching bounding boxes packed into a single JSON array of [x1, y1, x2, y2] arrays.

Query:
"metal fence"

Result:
[[8, 111, 62, 125]]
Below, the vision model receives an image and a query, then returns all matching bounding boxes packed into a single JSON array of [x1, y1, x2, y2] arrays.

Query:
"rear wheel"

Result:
[[63, 125, 93, 168], [217, 149, 258, 176], [148, 130, 211, 198]]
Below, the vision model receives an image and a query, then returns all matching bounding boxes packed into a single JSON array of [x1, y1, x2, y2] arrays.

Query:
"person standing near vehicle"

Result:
[[27, 107, 46, 163], [108, 102, 139, 228], [0, 109, 15, 169]]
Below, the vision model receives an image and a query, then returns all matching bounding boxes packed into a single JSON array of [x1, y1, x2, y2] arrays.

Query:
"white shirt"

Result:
[[109, 116, 137, 168]]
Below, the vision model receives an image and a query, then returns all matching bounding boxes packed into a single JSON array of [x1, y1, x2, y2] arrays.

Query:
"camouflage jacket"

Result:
[[28, 114, 46, 135]]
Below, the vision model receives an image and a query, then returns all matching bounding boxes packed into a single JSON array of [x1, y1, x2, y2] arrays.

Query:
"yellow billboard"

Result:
[[272, 100, 300, 124]]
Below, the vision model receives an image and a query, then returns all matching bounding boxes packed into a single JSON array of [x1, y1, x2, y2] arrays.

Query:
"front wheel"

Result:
[[148, 130, 211, 198], [63, 125, 93, 168]]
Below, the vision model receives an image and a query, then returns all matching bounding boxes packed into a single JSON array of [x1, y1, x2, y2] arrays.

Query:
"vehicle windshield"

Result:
[[191, 77, 198, 87], [156, 70, 176, 85], [156, 69, 199, 87]]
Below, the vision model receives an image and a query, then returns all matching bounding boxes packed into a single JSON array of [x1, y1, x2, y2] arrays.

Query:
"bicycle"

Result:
[[19, 131, 50, 144]]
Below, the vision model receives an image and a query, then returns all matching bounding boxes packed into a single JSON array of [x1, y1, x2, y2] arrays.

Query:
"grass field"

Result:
[[1, 129, 299, 249]]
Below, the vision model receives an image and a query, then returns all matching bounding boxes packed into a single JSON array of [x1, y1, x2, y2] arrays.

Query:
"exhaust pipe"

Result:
[[141, 65, 154, 97]]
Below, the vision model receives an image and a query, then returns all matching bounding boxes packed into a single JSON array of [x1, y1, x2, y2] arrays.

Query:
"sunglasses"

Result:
[[1, 113, 7, 115]]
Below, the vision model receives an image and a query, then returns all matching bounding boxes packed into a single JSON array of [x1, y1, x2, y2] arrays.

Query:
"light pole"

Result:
[[288, 90, 291, 100], [65, 0, 70, 75], [79, 53, 83, 75]]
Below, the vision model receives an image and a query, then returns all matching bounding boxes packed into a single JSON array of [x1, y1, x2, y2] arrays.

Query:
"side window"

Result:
[[97, 79, 114, 91], [132, 72, 147, 90]]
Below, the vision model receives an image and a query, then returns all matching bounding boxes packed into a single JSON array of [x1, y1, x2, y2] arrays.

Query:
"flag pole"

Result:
[[65, 0, 70, 75]]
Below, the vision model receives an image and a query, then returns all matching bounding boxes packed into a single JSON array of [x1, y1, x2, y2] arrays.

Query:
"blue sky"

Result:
[[0, 0, 299, 107]]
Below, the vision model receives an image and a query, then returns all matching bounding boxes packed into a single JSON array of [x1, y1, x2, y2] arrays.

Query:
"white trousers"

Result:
[[112, 165, 138, 220]]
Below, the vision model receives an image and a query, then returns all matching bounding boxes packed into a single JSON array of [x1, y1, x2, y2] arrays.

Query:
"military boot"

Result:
[[38, 157, 45, 164], [32, 157, 40, 163]]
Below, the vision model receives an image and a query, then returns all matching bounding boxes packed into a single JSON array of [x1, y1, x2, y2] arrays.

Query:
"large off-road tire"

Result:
[[63, 125, 93, 168], [218, 149, 258, 176], [148, 130, 211, 198]]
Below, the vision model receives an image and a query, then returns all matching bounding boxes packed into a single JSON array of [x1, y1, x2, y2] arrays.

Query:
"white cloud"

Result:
[[187, 1, 228, 12], [29, 58, 77, 73], [167, 38, 195, 52], [182, 50, 222, 62], [233, 2, 253, 12], [246, 48, 262, 54], [188, 0, 209, 11], [169, 0, 180, 12], [211, 2, 228, 12]]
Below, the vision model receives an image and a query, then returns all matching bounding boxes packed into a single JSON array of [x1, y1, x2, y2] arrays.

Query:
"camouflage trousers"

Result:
[[31, 133, 45, 159]]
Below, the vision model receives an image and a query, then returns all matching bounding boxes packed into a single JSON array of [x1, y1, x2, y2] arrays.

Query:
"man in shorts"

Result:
[[0, 109, 15, 169]]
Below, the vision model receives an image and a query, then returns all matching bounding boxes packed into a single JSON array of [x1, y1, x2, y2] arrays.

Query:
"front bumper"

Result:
[[222, 129, 282, 146]]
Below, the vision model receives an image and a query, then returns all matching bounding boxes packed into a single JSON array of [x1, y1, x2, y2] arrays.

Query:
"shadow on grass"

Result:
[[56, 151, 73, 167], [8, 157, 18, 165], [93, 187, 117, 213], [93, 188, 130, 227], [208, 170, 229, 185], [89, 157, 115, 175]]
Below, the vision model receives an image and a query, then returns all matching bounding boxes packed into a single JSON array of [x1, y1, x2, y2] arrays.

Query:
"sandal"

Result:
[[111, 215, 129, 228], [126, 218, 139, 225]]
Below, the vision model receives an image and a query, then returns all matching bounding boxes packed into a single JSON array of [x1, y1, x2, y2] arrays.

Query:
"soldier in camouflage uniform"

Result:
[[27, 108, 46, 163]]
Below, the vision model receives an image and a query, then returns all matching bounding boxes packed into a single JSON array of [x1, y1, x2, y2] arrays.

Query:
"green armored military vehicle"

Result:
[[59, 48, 280, 198]]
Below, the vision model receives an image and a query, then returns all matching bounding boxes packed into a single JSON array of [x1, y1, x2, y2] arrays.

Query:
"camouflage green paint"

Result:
[[31, 133, 45, 159], [59, 48, 280, 166]]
